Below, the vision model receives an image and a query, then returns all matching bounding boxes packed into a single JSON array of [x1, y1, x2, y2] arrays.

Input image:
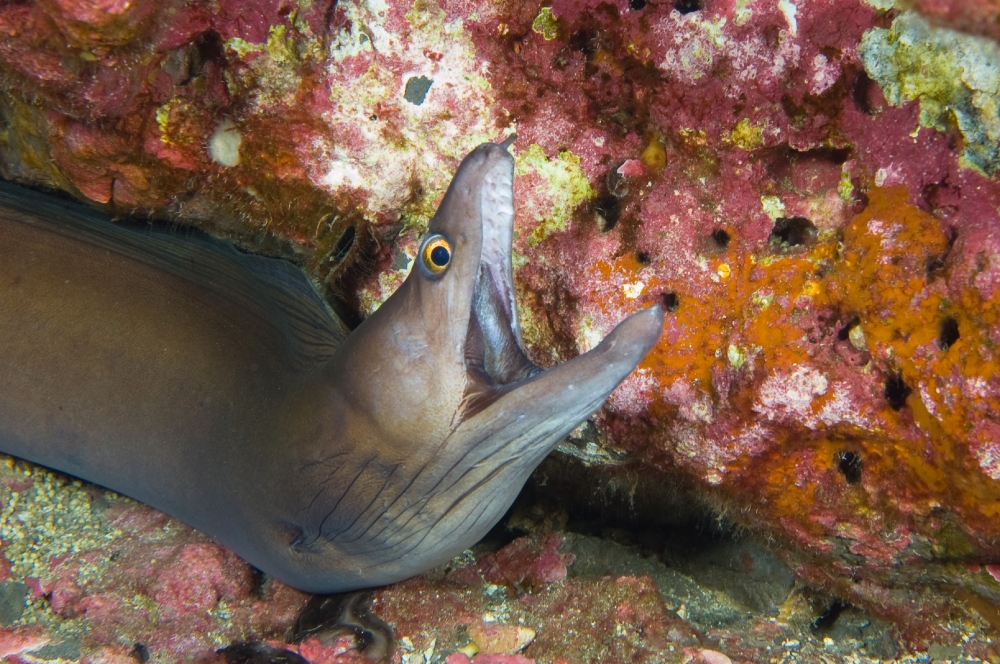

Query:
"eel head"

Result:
[[294, 140, 663, 591]]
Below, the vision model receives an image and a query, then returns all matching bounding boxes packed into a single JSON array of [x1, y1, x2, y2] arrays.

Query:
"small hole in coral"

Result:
[[248, 566, 267, 599], [884, 372, 911, 411], [629, 0, 646, 9], [835, 451, 863, 484], [568, 28, 599, 58], [925, 255, 946, 277], [769, 216, 817, 250], [675, 0, 703, 13], [938, 317, 959, 351], [837, 315, 860, 341], [636, 251, 651, 265], [852, 71, 880, 115], [711, 228, 731, 250], [594, 195, 621, 232], [812, 599, 850, 632], [130, 643, 151, 664], [661, 291, 680, 312]]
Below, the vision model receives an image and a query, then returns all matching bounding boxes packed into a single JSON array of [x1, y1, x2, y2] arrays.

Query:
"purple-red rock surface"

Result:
[[2, 0, 1000, 659]]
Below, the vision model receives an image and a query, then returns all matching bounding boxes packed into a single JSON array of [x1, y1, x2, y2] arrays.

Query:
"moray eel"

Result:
[[0, 140, 663, 592]]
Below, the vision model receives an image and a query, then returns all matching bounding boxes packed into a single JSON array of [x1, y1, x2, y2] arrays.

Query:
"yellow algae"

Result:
[[641, 137, 667, 173], [514, 144, 596, 246], [265, 25, 299, 64], [224, 37, 262, 58], [726, 118, 765, 151], [837, 169, 854, 202], [155, 102, 173, 143], [727, 344, 747, 370], [0, 98, 70, 188]]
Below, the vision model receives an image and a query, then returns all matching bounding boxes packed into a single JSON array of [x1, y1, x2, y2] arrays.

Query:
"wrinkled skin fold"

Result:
[[0, 141, 663, 592]]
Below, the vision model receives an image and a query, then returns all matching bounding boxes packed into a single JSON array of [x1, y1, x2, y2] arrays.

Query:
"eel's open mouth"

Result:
[[466, 153, 539, 387]]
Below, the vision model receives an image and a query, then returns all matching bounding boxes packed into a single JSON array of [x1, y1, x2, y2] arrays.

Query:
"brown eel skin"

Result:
[[0, 140, 663, 593]]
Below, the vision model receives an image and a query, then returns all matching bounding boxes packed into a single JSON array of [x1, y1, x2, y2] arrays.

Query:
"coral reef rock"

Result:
[[2, 0, 1000, 658]]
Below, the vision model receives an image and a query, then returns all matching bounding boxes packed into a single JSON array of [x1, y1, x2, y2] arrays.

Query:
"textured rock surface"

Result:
[[0, 456, 994, 662], [2, 0, 1000, 659]]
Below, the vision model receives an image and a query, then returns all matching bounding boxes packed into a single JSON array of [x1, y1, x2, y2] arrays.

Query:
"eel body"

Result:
[[0, 141, 663, 592]]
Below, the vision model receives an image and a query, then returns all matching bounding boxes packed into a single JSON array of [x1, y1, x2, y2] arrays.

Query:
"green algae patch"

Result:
[[532, 7, 559, 41], [515, 144, 596, 246], [837, 168, 854, 202], [859, 12, 1000, 176]]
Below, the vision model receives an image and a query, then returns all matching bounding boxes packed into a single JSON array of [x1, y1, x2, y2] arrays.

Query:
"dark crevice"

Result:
[[594, 194, 622, 232], [292, 592, 395, 662], [218, 642, 309, 664], [835, 451, 863, 485], [852, 71, 880, 115], [636, 251, 651, 265], [568, 28, 599, 58], [837, 315, 861, 341], [938, 317, 959, 351], [327, 226, 356, 268], [711, 228, 731, 250], [130, 643, 150, 664], [661, 291, 680, 312], [884, 372, 911, 411], [926, 226, 958, 279], [769, 216, 817, 250], [812, 599, 850, 631], [248, 567, 267, 599], [675, 0, 703, 13]]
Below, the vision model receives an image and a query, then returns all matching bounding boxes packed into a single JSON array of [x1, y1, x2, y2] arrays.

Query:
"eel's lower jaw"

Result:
[[467, 265, 539, 390]]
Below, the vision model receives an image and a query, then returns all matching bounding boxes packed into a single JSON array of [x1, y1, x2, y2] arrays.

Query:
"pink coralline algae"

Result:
[[2, 0, 1000, 658], [481, 534, 575, 588]]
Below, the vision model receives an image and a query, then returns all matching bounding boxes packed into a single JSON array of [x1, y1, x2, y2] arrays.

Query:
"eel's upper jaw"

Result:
[[464, 143, 540, 389], [479, 154, 518, 342]]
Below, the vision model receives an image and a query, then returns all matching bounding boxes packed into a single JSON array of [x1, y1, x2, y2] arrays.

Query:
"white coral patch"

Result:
[[976, 440, 1000, 481], [810, 53, 839, 95], [755, 366, 828, 421], [814, 383, 871, 429], [778, 0, 798, 37], [316, 0, 498, 219], [321, 156, 365, 189], [656, 10, 800, 88], [622, 282, 645, 299], [607, 368, 658, 416], [208, 119, 242, 167], [664, 380, 714, 424]]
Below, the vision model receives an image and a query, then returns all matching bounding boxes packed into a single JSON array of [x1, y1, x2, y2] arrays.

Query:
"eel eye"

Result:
[[420, 234, 452, 274]]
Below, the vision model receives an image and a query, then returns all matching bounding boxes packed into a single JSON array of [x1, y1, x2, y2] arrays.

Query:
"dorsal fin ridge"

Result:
[[0, 181, 349, 370]]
